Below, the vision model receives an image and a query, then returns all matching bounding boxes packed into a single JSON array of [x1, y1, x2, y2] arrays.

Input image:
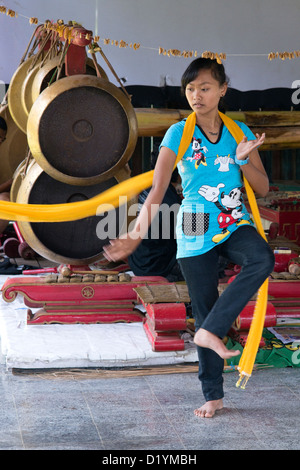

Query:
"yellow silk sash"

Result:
[[0, 111, 268, 386]]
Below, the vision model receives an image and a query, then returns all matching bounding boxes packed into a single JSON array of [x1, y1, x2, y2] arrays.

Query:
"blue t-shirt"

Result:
[[160, 120, 256, 258]]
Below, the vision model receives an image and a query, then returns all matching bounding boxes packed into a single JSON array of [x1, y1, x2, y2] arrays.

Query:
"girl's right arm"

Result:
[[103, 146, 177, 262]]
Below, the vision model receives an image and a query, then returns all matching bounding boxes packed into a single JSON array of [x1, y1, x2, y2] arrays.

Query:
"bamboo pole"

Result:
[[135, 108, 300, 150]]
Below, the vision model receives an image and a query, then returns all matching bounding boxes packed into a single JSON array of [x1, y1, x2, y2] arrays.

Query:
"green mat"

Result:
[[226, 328, 300, 369]]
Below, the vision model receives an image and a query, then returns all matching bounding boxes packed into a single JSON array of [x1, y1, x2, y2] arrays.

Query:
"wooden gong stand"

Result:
[[2, 25, 190, 353]]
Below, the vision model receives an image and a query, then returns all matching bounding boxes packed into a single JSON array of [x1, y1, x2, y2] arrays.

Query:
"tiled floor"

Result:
[[1, 272, 299, 451], [0, 364, 299, 450]]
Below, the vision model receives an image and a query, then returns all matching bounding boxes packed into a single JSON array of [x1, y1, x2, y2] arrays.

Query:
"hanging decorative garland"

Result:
[[268, 50, 300, 61], [1, 4, 300, 63]]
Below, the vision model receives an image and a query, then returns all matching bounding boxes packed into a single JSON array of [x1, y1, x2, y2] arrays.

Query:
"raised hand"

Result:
[[236, 133, 265, 161]]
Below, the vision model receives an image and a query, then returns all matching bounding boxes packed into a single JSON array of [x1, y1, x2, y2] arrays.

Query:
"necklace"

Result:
[[197, 117, 222, 137]]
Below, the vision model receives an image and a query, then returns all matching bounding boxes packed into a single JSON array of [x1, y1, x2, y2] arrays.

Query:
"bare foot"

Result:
[[194, 328, 241, 359], [194, 399, 223, 418]]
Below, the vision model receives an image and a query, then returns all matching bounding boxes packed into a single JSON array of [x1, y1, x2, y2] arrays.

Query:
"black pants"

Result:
[[178, 226, 275, 401]]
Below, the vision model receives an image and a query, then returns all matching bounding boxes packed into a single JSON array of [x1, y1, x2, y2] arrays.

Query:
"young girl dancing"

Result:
[[104, 58, 274, 418]]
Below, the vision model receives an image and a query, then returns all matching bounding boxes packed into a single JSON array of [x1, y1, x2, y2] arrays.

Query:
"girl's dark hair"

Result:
[[181, 58, 229, 93]]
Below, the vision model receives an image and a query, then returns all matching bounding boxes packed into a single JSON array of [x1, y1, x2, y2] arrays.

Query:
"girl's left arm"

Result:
[[236, 133, 269, 197]]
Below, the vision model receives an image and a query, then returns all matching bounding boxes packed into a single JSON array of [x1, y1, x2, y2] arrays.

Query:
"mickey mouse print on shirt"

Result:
[[186, 137, 208, 168], [198, 183, 251, 243], [180, 138, 250, 245], [158, 118, 257, 258]]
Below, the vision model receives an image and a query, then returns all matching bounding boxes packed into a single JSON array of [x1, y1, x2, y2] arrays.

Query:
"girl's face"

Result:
[[185, 69, 227, 116]]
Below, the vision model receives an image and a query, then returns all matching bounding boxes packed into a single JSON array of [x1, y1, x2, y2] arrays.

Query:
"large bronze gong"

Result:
[[21, 62, 41, 118], [27, 75, 138, 185], [16, 162, 131, 265], [7, 56, 41, 134], [0, 105, 28, 184], [10, 158, 35, 202]]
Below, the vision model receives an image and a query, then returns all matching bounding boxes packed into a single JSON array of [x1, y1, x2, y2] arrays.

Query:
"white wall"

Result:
[[0, 0, 299, 92]]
